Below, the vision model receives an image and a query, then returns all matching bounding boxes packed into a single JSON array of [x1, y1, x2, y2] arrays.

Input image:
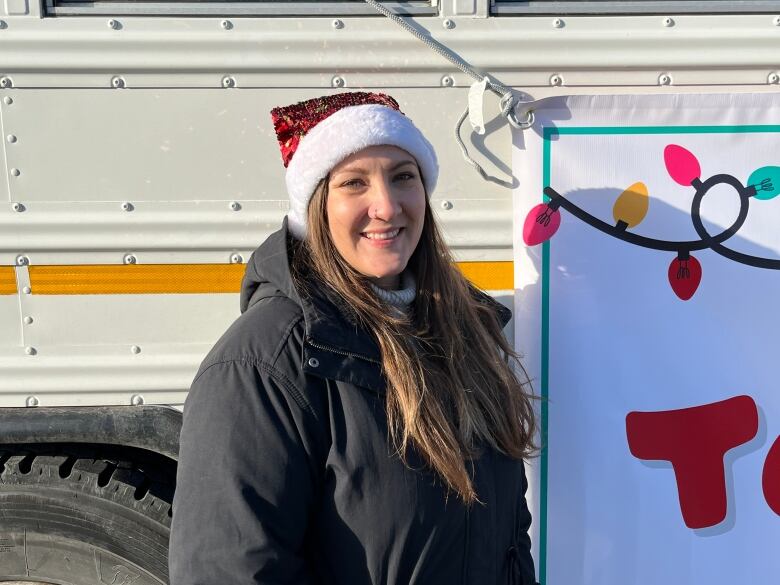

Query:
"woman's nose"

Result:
[[368, 178, 402, 220]]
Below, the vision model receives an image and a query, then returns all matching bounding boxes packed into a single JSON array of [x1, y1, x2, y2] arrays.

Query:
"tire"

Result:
[[0, 449, 173, 585]]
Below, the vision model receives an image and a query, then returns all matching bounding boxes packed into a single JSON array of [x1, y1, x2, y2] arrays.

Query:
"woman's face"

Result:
[[326, 145, 426, 290]]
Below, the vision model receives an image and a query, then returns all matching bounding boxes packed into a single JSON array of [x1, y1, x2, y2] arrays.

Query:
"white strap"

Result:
[[468, 77, 489, 135]]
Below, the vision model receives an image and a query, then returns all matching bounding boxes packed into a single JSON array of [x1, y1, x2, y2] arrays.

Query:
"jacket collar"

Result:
[[241, 217, 385, 391], [240, 217, 512, 393]]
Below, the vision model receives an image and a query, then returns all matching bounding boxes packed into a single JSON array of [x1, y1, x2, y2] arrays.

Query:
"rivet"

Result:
[[10, 168, 20, 177], [440, 200, 453, 210], [26, 395, 39, 406], [124, 254, 137, 264], [332, 76, 346, 88], [130, 394, 145, 405], [0, 77, 12, 89], [308, 357, 320, 368], [107, 19, 119, 29], [222, 76, 236, 88], [7, 134, 17, 143], [121, 201, 134, 211], [16, 255, 28, 266], [229, 201, 241, 211], [443, 18, 455, 29], [230, 253, 243, 264], [221, 19, 233, 30], [24, 347, 36, 356], [111, 76, 125, 89], [23, 316, 33, 324], [130, 345, 141, 354], [552, 18, 564, 28], [22, 286, 31, 294], [332, 19, 344, 29], [11, 202, 25, 212], [659, 73, 672, 85], [774, 15, 780, 26], [441, 75, 454, 87], [3, 96, 12, 105], [663, 17, 674, 27], [550, 75, 563, 86], [769, 72, 779, 84]]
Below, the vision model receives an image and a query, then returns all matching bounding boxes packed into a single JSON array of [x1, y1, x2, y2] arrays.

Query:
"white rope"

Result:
[[361, 0, 533, 185]]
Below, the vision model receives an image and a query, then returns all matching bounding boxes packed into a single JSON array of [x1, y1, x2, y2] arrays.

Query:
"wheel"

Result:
[[0, 449, 173, 585]]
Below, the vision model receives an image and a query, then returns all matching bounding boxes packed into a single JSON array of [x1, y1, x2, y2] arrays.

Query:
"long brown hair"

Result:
[[289, 175, 537, 505]]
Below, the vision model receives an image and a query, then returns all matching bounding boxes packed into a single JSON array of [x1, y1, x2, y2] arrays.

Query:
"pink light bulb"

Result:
[[523, 203, 561, 246], [664, 144, 701, 186]]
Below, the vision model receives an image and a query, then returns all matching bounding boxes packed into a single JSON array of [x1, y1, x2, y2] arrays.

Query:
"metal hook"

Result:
[[499, 91, 535, 130]]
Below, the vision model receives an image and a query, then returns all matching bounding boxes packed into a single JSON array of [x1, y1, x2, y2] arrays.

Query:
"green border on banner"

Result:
[[538, 123, 780, 585]]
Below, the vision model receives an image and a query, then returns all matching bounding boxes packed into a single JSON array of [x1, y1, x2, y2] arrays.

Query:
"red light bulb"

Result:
[[668, 254, 702, 300], [664, 144, 701, 186], [523, 203, 561, 246]]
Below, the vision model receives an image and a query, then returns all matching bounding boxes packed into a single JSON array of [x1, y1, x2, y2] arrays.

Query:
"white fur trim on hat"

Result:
[[285, 103, 439, 240]]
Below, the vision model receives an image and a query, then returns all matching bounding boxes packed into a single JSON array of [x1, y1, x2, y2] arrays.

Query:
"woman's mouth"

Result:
[[361, 227, 403, 241]]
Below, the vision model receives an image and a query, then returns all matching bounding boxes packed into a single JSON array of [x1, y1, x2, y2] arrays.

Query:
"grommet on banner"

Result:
[[501, 92, 535, 130]]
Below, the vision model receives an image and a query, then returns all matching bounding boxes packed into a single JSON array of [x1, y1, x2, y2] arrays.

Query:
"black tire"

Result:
[[0, 449, 173, 585]]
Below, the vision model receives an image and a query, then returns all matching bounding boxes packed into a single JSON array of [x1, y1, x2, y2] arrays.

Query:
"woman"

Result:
[[169, 91, 538, 585]]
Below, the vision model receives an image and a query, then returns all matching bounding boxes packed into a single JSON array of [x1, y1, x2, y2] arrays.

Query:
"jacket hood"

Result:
[[240, 216, 301, 315]]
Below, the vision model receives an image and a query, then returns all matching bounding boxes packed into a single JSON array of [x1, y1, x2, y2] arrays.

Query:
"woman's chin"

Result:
[[363, 264, 405, 283]]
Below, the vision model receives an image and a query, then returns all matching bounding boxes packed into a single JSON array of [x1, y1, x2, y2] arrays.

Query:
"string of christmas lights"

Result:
[[523, 144, 780, 300]]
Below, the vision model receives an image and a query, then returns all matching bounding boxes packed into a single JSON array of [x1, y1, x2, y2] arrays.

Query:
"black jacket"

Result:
[[169, 217, 538, 585]]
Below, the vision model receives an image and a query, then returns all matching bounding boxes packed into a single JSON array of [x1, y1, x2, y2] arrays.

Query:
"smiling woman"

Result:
[[169, 91, 540, 585], [325, 145, 426, 290]]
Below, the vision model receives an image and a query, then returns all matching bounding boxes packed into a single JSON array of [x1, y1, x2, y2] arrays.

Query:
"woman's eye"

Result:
[[396, 172, 416, 181], [342, 179, 364, 187]]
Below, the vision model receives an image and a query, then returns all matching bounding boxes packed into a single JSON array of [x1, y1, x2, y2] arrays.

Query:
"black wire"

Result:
[[543, 174, 780, 270]]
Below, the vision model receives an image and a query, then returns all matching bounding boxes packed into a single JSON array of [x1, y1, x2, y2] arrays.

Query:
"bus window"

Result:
[[492, 0, 780, 16], [45, 0, 437, 17]]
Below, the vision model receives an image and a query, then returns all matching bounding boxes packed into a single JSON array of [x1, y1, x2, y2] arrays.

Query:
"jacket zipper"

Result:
[[305, 337, 381, 365]]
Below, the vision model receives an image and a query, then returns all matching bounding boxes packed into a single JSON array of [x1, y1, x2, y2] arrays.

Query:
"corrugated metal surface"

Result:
[[0, 290, 514, 407], [0, 345, 209, 407], [0, 89, 513, 265], [0, 296, 21, 350], [1, 15, 779, 88]]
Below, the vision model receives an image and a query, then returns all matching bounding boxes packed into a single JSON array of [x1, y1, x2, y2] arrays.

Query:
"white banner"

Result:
[[513, 93, 780, 585]]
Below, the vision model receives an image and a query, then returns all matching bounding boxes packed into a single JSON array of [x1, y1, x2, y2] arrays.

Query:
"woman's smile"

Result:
[[360, 227, 404, 246]]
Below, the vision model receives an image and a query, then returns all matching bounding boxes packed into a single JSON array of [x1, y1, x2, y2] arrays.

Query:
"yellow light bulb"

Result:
[[612, 182, 649, 229]]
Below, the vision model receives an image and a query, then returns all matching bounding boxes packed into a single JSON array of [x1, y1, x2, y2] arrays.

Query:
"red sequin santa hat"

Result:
[[270, 92, 439, 240]]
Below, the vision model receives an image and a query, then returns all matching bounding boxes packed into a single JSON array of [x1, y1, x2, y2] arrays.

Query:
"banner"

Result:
[[513, 93, 780, 585]]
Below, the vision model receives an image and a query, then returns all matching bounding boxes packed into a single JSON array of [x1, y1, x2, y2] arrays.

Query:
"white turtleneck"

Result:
[[368, 269, 416, 309]]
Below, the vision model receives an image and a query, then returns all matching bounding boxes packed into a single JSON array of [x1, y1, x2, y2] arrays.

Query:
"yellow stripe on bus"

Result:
[[25, 261, 513, 295], [0, 267, 16, 295], [456, 261, 513, 290], [29, 264, 246, 294]]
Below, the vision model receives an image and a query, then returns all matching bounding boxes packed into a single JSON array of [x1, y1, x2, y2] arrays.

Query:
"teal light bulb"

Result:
[[748, 166, 780, 200]]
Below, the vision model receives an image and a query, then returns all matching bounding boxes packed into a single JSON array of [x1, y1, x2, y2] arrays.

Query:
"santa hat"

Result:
[[270, 92, 439, 240]]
